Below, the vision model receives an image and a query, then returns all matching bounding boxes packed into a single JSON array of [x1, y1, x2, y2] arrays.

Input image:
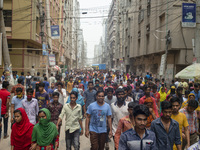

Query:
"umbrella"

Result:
[[175, 63, 200, 79]]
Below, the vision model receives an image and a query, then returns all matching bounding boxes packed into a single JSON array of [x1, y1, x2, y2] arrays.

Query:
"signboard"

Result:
[[40, 56, 47, 67], [182, 3, 196, 27], [42, 44, 48, 55], [51, 25, 60, 39], [159, 54, 166, 76], [0, 33, 2, 65], [49, 54, 56, 66]]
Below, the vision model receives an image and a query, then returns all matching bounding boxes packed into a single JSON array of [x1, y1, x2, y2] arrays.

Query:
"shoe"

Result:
[[105, 143, 109, 150], [3, 135, 9, 139]]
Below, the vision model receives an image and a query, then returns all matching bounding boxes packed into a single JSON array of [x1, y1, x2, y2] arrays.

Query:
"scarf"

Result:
[[11, 108, 34, 149], [181, 93, 195, 109], [32, 108, 58, 147], [159, 87, 167, 102]]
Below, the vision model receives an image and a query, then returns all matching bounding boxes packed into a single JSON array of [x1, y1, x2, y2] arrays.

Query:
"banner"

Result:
[[42, 44, 48, 55], [182, 3, 196, 27], [49, 54, 56, 66], [51, 25, 60, 39]]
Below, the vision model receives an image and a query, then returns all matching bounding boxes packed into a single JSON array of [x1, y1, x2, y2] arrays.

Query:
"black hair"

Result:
[[172, 79, 174, 83], [96, 89, 105, 96], [95, 79, 100, 83], [135, 82, 140, 87], [21, 72, 24, 75], [152, 84, 157, 89], [133, 104, 150, 117], [69, 76, 73, 79], [27, 72, 30, 74], [2, 81, 9, 88], [14, 109, 22, 115], [52, 92, 60, 97], [127, 85, 132, 91], [188, 100, 198, 109], [73, 81, 79, 85], [107, 87, 114, 93], [161, 101, 172, 110], [18, 78, 23, 84], [38, 110, 46, 116], [106, 80, 111, 84], [43, 74, 46, 77], [185, 90, 190, 96], [51, 73, 53, 76], [44, 77, 47, 81], [177, 87, 183, 92], [37, 72, 40, 76], [16, 87, 23, 93], [33, 77, 37, 81], [116, 88, 125, 95], [170, 97, 181, 105], [26, 88, 34, 94], [123, 87, 128, 92], [38, 82, 45, 87], [88, 81, 93, 85], [143, 85, 149, 91], [128, 102, 136, 109], [57, 82, 63, 87], [70, 91, 78, 98], [194, 83, 199, 88]]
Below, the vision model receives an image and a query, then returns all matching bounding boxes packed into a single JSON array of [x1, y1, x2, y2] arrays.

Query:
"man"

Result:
[[35, 82, 50, 109], [43, 77, 50, 92], [30, 66, 35, 77], [111, 88, 129, 143], [104, 87, 117, 105], [0, 81, 10, 139], [151, 101, 181, 150], [170, 97, 190, 150], [190, 83, 200, 102], [22, 88, 39, 125], [123, 87, 133, 102], [178, 79, 188, 95], [81, 77, 88, 91], [85, 90, 112, 150], [25, 72, 32, 89], [174, 87, 184, 104], [54, 82, 67, 105], [49, 73, 56, 85], [179, 100, 199, 147], [67, 76, 73, 94], [11, 78, 25, 95], [47, 92, 63, 134], [175, 78, 179, 89], [118, 104, 157, 150], [57, 91, 83, 150], [114, 102, 135, 149], [30, 77, 38, 90], [48, 82, 55, 102], [19, 72, 25, 86], [83, 81, 97, 109], [11, 87, 27, 125], [132, 82, 143, 104], [36, 72, 41, 82]]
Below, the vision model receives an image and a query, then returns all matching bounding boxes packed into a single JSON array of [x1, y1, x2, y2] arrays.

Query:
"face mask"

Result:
[[27, 95, 32, 99], [39, 118, 48, 126], [117, 97, 125, 103], [17, 93, 22, 98]]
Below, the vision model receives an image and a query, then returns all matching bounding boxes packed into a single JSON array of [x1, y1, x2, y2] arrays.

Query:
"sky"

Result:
[[78, 0, 112, 58]]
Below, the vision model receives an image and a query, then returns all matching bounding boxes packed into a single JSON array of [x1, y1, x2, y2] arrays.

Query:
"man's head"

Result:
[[16, 87, 23, 98], [144, 85, 150, 97], [37, 72, 40, 76], [170, 97, 181, 114], [51, 82, 55, 88], [52, 92, 60, 103], [26, 88, 34, 100], [44, 77, 47, 81], [135, 82, 140, 91], [177, 87, 183, 96], [127, 79, 132, 85], [181, 79, 185, 83], [127, 85, 132, 94], [13, 74, 16, 79], [69, 76, 73, 82], [116, 88, 125, 103], [73, 81, 79, 88], [88, 81, 94, 90], [194, 83, 199, 92], [188, 93, 195, 101], [27, 72, 30, 76], [57, 82, 63, 90], [21, 72, 24, 76], [172, 79, 175, 84], [106, 80, 111, 87], [33, 77, 37, 81], [187, 100, 198, 114], [152, 84, 157, 93], [95, 80, 100, 87], [128, 102, 136, 117], [161, 101, 172, 120], [18, 78, 23, 84], [51, 73, 53, 76], [96, 90, 105, 104], [2, 81, 9, 89], [43, 74, 46, 77], [133, 105, 150, 130], [70, 91, 78, 104], [107, 87, 114, 99], [38, 82, 45, 92]]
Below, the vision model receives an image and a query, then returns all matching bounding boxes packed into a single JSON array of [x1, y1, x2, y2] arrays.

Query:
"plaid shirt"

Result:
[[11, 84, 25, 95], [179, 107, 197, 134], [47, 102, 63, 125]]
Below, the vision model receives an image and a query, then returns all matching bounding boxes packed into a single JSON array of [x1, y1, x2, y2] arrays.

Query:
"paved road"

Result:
[[0, 97, 114, 150]]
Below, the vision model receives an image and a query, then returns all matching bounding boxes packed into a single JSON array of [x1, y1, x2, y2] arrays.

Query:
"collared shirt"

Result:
[[47, 102, 63, 125], [104, 96, 117, 106], [54, 88, 67, 105], [179, 107, 197, 134], [150, 118, 181, 150], [10, 84, 25, 95], [119, 128, 157, 150], [114, 115, 134, 150], [111, 101, 129, 136], [83, 89, 97, 108], [11, 95, 27, 110], [59, 103, 82, 133], [0, 99, 2, 121], [22, 98, 39, 125]]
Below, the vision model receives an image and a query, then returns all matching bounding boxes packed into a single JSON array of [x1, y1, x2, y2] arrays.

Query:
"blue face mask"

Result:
[[96, 84, 99, 87]]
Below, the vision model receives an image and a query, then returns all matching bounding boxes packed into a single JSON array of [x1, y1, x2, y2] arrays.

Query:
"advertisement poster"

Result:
[[182, 3, 196, 27], [51, 25, 60, 39]]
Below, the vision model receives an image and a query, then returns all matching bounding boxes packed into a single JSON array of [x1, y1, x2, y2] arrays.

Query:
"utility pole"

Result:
[[0, 0, 11, 71], [195, 0, 200, 63]]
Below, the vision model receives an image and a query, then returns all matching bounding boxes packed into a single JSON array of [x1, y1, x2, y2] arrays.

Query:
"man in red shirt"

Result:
[[0, 81, 10, 139]]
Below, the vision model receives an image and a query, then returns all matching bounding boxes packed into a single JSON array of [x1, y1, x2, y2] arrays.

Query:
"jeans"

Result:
[[65, 129, 80, 150], [0, 114, 8, 139], [90, 131, 107, 150]]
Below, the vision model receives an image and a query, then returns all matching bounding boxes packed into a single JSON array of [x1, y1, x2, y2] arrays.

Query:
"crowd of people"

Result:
[[0, 69, 199, 150]]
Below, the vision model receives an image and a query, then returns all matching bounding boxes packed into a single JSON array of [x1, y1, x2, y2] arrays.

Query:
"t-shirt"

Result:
[[43, 81, 49, 92], [104, 96, 117, 106], [19, 76, 25, 85], [35, 92, 49, 109], [178, 82, 188, 95], [87, 101, 112, 133], [11, 95, 27, 110], [26, 75, 32, 86], [0, 89, 10, 115], [67, 82, 73, 93]]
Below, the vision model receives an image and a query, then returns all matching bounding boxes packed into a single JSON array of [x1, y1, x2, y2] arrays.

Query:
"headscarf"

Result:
[[67, 88, 85, 106], [32, 108, 58, 147], [181, 93, 195, 109], [167, 86, 176, 95], [159, 87, 167, 102], [11, 108, 34, 149], [144, 98, 155, 128]]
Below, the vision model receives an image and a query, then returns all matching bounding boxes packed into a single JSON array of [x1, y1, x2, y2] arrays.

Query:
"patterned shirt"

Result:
[[47, 102, 63, 126], [10, 84, 25, 95], [179, 107, 197, 134], [114, 115, 134, 150]]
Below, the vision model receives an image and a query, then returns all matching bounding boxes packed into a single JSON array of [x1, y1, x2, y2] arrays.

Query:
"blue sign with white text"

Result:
[[182, 3, 196, 27], [51, 25, 60, 39]]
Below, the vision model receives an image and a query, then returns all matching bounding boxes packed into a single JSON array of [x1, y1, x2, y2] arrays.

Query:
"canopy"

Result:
[[175, 63, 200, 79]]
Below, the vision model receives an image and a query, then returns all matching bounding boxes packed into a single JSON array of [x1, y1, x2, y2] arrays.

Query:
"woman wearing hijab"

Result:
[[181, 93, 195, 109], [31, 108, 58, 150], [11, 108, 34, 150], [66, 88, 86, 118]]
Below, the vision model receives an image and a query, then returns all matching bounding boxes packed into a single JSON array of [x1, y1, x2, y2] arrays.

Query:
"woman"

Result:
[[31, 108, 59, 150], [11, 108, 34, 150]]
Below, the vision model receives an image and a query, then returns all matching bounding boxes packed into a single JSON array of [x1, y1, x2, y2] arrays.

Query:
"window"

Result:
[[27, 46, 33, 53], [138, 6, 144, 23], [3, 10, 12, 27], [36, 17, 40, 35], [8, 44, 12, 51], [36, 51, 40, 54]]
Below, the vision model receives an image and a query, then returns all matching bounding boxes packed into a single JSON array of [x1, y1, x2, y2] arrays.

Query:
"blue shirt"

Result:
[[43, 81, 50, 92], [190, 90, 200, 102], [119, 128, 157, 150], [66, 96, 85, 106], [87, 101, 112, 133], [81, 81, 88, 91], [19, 76, 25, 85], [150, 118, 181, 150], [83, 89, 97, 109], [11, 95, 27, 110]]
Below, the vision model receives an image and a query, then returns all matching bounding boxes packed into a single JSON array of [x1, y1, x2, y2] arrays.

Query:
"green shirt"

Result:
[[59, 103, 82, 133]]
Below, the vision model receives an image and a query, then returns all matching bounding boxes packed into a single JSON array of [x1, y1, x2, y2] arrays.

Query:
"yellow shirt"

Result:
[[171, 112, 189, 150], [178, 82, 188, 95], [67, 82, 73, 93]]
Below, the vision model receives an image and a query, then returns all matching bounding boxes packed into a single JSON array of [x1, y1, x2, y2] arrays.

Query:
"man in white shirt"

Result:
[[49, 73, 56, 85], [54, 82, 67, 105]]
